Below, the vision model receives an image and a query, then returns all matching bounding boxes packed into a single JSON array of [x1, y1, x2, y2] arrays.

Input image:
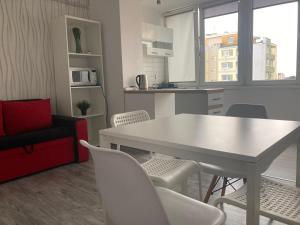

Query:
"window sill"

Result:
[[175, 82, 299, 91], [223, 84, 300, 90]]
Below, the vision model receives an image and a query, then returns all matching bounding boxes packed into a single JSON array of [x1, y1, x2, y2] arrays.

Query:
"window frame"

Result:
[[199, 0, 242, 87], [164, 0, 300, 87], [164, 8, 200, 88], [248, 0, 300, 85]]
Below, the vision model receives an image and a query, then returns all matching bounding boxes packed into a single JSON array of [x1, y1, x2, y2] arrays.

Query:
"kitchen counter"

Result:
[[125, 88, 224, 119], [124, 88, 224, 94]]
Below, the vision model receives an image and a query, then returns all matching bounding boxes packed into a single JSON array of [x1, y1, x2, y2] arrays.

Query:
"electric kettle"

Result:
[[136, 74, 148, 90]]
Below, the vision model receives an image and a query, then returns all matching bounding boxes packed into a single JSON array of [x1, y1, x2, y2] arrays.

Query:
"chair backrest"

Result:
[[111, 110, 150, 127], [80, 140, 170, 225], [226, 104, 268, 119]]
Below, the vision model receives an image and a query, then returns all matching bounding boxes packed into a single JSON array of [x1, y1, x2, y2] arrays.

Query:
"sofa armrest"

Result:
[[75, 119, 89, 162], [52, 115, 89, 162], [52, 115, 80, 127]]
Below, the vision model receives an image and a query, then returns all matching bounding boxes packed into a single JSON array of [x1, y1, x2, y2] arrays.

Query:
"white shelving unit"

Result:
[[52, 15, 107, 145]]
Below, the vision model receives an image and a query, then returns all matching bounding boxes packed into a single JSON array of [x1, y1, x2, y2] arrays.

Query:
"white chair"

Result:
[[214, 177, 300, 225], [80, 140, 226, 225], [111, 110, 202, 200], [202, 104, 268, 203]]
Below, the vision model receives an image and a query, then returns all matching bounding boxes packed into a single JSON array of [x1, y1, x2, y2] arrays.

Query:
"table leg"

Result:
[[246, 164, 260, 225], [99, 134, 111, 148], [297, 139, 300, 187]]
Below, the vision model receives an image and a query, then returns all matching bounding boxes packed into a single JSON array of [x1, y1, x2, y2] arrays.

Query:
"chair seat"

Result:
[[142, 158, 199, 188], [156, 187, 225, 225], [200, 162, 246, 178], [215, 177, 300, 225]]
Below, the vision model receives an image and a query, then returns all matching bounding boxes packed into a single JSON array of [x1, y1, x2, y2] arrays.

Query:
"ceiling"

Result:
[[141, 0, 213, 12]]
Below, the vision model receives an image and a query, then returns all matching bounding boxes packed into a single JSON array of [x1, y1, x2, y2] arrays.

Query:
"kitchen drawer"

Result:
[[208, 107, 223, 115], [208, 93, 224, 106]]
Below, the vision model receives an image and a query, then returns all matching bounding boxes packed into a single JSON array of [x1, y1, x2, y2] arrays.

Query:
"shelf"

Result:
[[74, 113, 104, 119], [71, 85, 102, 89], [66, 16, 100, 28], [68, 52, 102, 57]]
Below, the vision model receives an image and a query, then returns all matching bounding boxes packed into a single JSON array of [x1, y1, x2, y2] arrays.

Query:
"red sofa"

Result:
[[0, 99, 89, 183]]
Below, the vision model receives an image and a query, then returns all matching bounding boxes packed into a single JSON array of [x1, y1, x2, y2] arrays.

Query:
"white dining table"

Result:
[[99, 114, 300, 225]]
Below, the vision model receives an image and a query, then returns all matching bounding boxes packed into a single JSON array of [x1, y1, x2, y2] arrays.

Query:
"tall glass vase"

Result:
[[72, 27, 82, 53]]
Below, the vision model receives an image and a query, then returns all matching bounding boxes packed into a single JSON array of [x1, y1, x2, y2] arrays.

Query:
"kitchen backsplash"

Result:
[[143, 55, 166, 87]]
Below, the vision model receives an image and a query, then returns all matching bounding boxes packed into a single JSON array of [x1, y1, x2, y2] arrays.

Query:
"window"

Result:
[[252, 2, 298, 81], [221, 49, 233, 57], [221, 74, 233, 81], [164, 0, 299, 86], [166, 11, 196, 83], [204, 2, 239, 82], [228, 37, 234, 44], [221, 62, 233, 69]]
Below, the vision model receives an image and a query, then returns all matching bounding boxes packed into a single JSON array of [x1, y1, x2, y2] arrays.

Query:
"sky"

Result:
[[204, 2, 298, 77]]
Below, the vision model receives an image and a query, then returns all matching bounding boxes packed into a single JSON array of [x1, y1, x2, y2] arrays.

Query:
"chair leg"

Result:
[[221, 177, 228, 196], [197, 172, 203, 201], [204, 175, 218, 203], [182, 180, 188, 195]]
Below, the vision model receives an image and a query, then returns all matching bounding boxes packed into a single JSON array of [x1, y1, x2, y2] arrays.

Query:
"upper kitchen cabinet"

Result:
[[142, 22, 173, 57], [142, 23, 173, 43]]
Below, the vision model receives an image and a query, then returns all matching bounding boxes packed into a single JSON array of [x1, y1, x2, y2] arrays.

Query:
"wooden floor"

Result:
[[0, 145, 296, 225]]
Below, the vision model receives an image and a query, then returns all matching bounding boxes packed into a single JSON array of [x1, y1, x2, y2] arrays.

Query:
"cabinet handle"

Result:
[[151, 51, 158, 55], [165, 53, 171, 56], [212, 97, 221, 101]]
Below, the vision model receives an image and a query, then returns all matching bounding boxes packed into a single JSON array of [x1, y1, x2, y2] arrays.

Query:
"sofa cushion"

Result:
[[0, 101, 5, 137], [0, 137, 74, 183], [0, 126, 73, 151], [3, 99, 52, 135]]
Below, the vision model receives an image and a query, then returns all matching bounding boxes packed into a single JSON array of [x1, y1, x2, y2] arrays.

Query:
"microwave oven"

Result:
[[69, 67, 98, 86]]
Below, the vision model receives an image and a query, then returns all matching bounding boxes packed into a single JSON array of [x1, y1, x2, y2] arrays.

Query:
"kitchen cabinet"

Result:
[[143, 45, 173, 57], [142, 23, 173, 43], [142, 23, 173, 57], [125, 92, 175, 119], [175, 92, 224, 115]]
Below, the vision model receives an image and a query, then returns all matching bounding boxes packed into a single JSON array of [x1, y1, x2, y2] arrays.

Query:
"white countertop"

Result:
[[124, 88, 224, 94]]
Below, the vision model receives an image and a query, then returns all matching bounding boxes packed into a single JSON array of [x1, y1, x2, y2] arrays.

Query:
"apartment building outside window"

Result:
[[252, 1, 298, 81], [204, 1, 239, 83], [221, 74, 233, 81], [221, 49, 233, 57], [221, 62, 233, 69]]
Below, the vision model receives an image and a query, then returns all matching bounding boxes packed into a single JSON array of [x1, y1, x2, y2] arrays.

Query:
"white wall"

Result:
[[0, 0, 88, 111], [224, 87, 300, 121], [89, 0, 162, 116], [141, 5, 166, 87], [119, 0, 144, 87], [89, 0, 124, 117], [89, 1, 169, 116], [142, 5, 164, 25]]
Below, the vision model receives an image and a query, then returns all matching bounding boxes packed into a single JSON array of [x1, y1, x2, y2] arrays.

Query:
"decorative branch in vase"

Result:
[[72, 27, 82, 53]]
